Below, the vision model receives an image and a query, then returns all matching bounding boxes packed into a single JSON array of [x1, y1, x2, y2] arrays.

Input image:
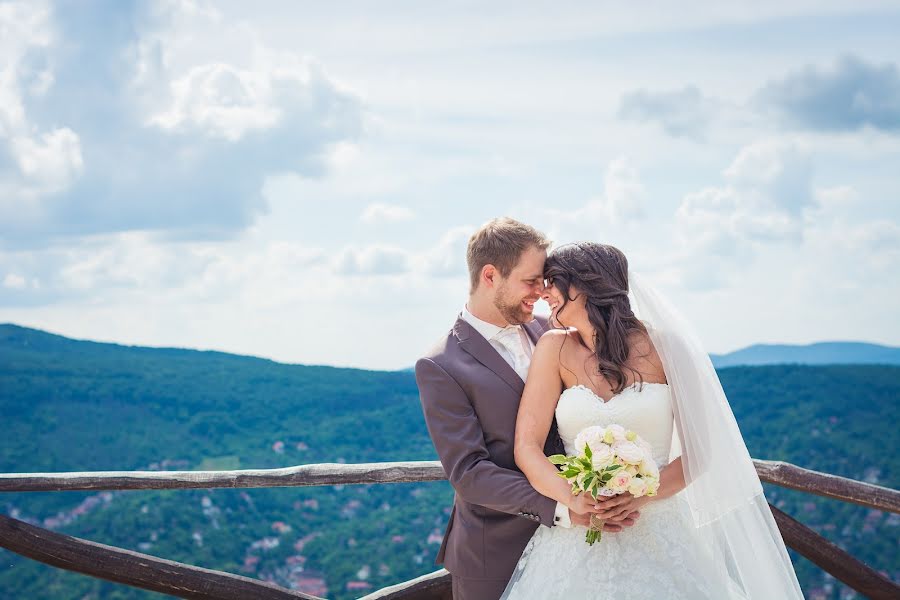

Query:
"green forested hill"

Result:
[[1, 324, 897, 599]]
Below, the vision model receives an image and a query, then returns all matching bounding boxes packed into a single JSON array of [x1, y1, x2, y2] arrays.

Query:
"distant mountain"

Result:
[[710, 341, 900, 368], [1, 323, 898, 599]]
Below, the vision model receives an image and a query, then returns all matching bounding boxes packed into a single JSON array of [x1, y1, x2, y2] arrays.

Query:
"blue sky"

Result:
[[1, 0, 899, 369]]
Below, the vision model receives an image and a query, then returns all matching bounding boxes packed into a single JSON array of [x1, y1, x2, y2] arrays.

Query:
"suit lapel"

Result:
[[454, 317, 525, 395], [522, 317, 549, 346]]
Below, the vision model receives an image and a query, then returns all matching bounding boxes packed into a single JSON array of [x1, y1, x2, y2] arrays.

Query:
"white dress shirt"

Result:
[[460, 305, 572, 528]]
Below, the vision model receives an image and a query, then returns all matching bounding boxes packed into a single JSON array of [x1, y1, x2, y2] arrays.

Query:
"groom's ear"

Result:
[[481, 264, 497, 288]]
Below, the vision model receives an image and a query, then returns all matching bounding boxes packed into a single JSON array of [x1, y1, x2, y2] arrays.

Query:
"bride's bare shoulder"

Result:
[[628, 330, 667, 384], [536, 327, 579, 351]]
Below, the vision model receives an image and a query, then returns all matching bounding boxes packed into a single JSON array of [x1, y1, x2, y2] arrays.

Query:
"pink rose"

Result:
[[607, 471, 633, 493]]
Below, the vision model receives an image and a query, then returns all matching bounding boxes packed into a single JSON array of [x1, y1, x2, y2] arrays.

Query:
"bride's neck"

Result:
[[570, 318, 598, 352]]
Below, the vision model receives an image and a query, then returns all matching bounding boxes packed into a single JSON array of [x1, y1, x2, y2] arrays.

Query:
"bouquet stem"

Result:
[[586, 514, 605, 545]]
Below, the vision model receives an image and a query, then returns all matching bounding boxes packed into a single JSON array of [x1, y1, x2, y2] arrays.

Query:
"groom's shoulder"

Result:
[[532, 314, 550, 330], [419, 317, 466, 363]]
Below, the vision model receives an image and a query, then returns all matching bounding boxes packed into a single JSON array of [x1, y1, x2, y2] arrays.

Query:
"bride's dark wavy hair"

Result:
[[544, 242, 648, 394]]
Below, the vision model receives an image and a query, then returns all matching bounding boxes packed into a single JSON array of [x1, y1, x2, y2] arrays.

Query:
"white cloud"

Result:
[[0, 231, 332, 309], [150, 62, 281, 141], [542, 157, 647, 243], [674, 140, 816, 287], [0, 0, 53, 135], [603, 158, 645, 224], [8, 127, 83, 192], [756, 55, 900, 132], [360, 202, 415, 224], [679, 139, 813, 240], [417, 225, 472, 278], [0, 1, 364, 248], [618, 85, 716, 140], [3, 272, 26, 289], [333, 245, 410, 276], [0, 2, 85, 215]]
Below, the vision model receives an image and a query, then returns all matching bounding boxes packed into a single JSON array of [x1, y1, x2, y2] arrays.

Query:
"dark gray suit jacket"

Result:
[[415, 315, 564, 582]]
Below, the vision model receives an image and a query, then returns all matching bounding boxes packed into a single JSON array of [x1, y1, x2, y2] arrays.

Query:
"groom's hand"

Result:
[[604, 510, 640, 532], [568, 509, 640, 531], [568, 509, 592, 527]]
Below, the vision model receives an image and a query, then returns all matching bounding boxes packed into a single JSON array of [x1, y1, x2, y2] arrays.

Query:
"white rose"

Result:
[[590, 443, 614, 470], [639, 457, 660, 478], [574, 426, 606, 455], [612, 441, 644, 465], [606, 424, 627, 442], [627, 477, 648, 497]]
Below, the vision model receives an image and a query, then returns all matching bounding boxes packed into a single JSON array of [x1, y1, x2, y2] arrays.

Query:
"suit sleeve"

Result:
[[415, 356, 558, 526]]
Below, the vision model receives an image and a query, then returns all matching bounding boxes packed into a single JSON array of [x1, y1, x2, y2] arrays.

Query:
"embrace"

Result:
[[415, 218, 803, 600]]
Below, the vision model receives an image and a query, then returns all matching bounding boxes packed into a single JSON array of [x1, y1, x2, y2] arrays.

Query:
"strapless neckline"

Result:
[[561, 382, 669, 405]]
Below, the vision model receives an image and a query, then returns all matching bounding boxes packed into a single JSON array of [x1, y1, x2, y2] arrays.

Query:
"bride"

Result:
[[502, 242, 803, 599]]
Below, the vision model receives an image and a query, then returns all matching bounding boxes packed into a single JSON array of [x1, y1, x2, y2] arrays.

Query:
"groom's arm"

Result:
[[415, 357, 558, 526]]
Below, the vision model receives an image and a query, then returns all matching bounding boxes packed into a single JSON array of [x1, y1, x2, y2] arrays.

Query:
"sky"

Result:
[[1, 0, 899, 370]]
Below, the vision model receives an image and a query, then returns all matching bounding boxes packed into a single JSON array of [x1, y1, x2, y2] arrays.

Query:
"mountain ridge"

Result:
[[5, 323, 898, 371], [710, 341, 900, 367]]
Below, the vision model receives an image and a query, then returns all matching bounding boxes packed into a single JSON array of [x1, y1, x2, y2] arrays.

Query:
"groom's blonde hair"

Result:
[[466, 217, 550, 293]]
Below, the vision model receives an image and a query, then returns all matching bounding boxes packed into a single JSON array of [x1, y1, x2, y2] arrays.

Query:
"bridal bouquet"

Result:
[[549, 424, 660, 545]]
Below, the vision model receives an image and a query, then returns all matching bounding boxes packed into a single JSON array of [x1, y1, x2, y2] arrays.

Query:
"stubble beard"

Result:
[[494, 284, 532, 326]]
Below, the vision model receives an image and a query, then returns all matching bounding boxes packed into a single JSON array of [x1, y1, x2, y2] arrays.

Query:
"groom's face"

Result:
[[493, 245, 547, 325]]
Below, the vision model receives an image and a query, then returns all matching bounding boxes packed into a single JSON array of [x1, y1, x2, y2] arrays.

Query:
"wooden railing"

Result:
[[1, 459, 898, 600]]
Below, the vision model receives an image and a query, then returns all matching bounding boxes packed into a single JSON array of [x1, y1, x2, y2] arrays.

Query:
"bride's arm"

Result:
[[655, 456, 686, 499], [514, 331, 595, 514]]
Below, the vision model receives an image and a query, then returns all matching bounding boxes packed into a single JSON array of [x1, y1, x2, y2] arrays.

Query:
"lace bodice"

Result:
[[555, 382, 674, 466]]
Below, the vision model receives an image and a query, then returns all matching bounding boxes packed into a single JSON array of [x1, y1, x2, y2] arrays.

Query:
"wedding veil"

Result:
[[629, 272, 803, 599]]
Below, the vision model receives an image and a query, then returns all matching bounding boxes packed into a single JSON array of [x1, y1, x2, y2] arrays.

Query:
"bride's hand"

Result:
[[567, 490, 606, 516], [570, 509, 641, 530], [594, 492, 653, 521]]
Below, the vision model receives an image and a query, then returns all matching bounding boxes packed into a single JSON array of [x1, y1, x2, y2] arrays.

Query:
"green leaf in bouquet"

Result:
[[578, 457, 592, 470], [583, 443, 593, 460], [601, 473, 612, 483], [605, 464, 622, 472], [561, 468, 579, 478], [548, 454, 570, 465]]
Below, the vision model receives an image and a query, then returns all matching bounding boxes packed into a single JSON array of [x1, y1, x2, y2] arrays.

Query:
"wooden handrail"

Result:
[[755, 459, 900, 513], [1, 457, 898, 600], [770, 505, 900, 600], [0, 461, 446, 493], [0, 513, 321, 600], [3, 502, 896, 600], [2, 459, 898, 515], [359, 569, 451, 600]]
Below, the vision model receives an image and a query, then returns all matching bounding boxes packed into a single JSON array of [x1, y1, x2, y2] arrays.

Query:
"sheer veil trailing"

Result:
[[629, 272, 803, 599]]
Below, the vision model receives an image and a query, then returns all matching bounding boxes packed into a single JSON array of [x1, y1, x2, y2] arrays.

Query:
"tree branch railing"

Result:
[[2, 459, 898, 514], [1, 459, 898, 600], [0, 461, 447, 493], [768, 505, 898, 600], [0, 513, 322, 600]]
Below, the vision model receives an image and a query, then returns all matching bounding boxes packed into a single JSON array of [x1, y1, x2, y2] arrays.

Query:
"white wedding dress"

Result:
[[501, 382, 747, 599]]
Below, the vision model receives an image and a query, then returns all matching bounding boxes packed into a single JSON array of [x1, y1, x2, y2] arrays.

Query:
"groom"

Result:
[[415, 218, 638, 599]]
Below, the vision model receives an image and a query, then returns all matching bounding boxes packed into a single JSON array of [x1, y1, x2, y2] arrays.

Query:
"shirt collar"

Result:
[[461, 304, 520, 342]]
